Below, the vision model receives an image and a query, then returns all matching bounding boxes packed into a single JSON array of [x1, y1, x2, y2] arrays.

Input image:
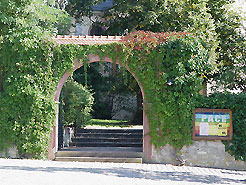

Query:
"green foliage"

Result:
[[0, 0, 70, 158], [64, 0, 102, 21], [98, 0, 218, 64], [88, 119, 131, 127], [0, 39, 58, 158], [206, 0, 246, 92], [73, 63, 115, 119], [62, 78, 94, 128], [0, 38, 120, 158], [122, 31, 212, 149], [71, 0, 245, 92], [196, 92, 246, 161], [0, 0, 70, 37]]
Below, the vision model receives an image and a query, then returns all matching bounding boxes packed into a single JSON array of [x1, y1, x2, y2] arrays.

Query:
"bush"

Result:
[[62, 78, 94, 128], [196, 92, 246, 161]]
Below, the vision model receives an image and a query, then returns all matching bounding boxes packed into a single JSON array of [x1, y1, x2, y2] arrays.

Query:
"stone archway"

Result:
[[50, 53, 152, 162]]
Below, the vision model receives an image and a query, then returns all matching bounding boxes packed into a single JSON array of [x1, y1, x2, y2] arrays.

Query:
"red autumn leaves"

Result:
[[121, 30, 191, 52]]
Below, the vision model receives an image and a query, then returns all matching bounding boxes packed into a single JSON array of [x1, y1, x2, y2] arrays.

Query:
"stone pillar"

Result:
[[48, 102, 59, 160], [142, 102, 152, 163]]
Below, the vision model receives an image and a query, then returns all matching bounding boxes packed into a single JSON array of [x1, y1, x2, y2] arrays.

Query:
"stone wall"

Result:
[[0, 146, 18, 159], [151, 140, 246, 170], [111, 93, 137, 121]]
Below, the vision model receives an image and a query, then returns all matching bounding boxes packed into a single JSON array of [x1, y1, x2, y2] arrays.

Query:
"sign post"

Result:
[[193, 108, 232, 140]]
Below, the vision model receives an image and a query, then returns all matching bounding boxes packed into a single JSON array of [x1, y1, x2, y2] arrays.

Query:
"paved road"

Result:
[[0, 158, 245, 185]]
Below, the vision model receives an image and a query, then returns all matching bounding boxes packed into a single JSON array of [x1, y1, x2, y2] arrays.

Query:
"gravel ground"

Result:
[[0, 158, 245, 185]]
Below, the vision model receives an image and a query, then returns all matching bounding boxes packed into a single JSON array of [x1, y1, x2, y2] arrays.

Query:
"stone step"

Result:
[[55, 147, 143, 163], [76, 128, 143, 134], [59, 128, 143, 163], [72, 137, 142, 143], [70, 142, 142, 147], [55, 156, 142, 163], [56, 147, 142, 158], [75, 133, 143, 138], [56, 151, 142, 158]]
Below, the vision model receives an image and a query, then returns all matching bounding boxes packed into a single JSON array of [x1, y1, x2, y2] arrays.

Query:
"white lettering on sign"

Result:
[[222, 115, 227, 123], [215, 115, 221, 122], [201, 115, 207, 122], [208, 115, 214, 122], [199, 114, 228, 123]]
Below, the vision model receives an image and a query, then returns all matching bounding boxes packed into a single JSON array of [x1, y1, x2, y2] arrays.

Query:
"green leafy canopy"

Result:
[[67, 0, 246, 92]]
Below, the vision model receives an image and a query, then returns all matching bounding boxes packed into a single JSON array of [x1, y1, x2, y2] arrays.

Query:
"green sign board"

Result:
[[193, 108, 232, 140]]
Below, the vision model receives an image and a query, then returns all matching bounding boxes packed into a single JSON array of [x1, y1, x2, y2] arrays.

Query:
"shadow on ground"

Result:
[[0, 165, 245, 184]]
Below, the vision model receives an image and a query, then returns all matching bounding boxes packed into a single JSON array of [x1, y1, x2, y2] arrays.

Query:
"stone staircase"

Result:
[[55, 128, 143, 163]]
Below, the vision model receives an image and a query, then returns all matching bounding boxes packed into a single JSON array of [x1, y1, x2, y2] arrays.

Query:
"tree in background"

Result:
[[102, 0, 245, 92], [206, 0, 246, 92], [64, 0, 246, 92], [0, 0, 70, 92], [62, 0, 98, 21]]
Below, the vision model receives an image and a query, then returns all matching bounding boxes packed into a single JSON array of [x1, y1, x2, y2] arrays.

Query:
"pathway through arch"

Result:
[[56, 58, 143, 163]]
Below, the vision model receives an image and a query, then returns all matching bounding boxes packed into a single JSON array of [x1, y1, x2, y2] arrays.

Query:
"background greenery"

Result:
[[65, 0, 246, 92]]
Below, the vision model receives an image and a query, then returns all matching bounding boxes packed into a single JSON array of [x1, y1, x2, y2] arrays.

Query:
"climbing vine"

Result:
[[121, 31, 212, 149], [0, 30, 213, 158]]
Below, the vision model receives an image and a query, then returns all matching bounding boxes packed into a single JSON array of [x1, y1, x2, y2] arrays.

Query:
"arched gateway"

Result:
[[50, 35, 151, 162]]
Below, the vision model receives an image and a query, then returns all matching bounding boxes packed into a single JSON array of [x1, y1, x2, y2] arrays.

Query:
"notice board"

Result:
[[193, 108, 232, 140]]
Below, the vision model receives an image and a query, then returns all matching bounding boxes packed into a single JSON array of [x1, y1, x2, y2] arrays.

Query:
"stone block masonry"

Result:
[[1, 141, 246, 170], [0, 145, 18, 159], [152, 140, 246, 170]]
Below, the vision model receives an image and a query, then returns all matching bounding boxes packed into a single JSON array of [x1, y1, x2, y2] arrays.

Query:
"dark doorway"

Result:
[[89, 26, 104, 36]]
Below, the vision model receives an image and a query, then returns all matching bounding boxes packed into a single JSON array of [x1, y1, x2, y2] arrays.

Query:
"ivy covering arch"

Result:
[[0, 31, 212, 159]]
